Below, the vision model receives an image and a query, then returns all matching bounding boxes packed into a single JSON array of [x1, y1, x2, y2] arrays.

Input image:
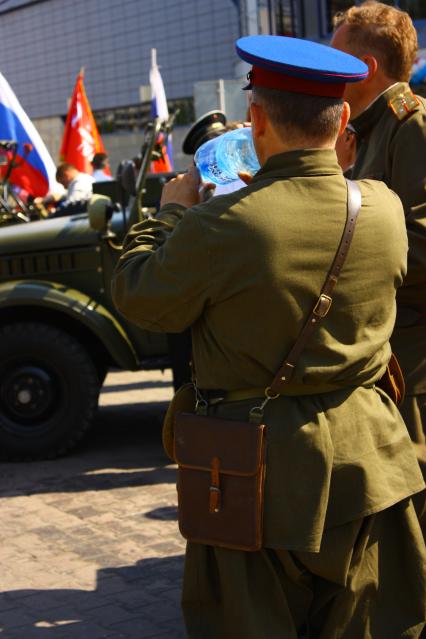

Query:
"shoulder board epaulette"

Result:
[[388, 89, 420, 121]]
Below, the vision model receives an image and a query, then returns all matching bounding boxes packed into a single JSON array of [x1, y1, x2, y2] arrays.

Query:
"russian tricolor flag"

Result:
[[0, 71, 58, 197], [150, 49, 173, 173]]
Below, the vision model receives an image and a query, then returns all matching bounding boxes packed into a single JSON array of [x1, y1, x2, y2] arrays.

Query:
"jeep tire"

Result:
[[0, 322, 100, 460]]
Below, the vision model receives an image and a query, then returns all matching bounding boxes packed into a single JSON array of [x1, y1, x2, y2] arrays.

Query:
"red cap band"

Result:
[[250, 65, 345, 98]]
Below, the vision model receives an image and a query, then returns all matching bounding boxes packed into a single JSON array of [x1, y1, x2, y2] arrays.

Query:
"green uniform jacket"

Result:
[[112, 149, 424, 551], [351, 82, 426, 394]]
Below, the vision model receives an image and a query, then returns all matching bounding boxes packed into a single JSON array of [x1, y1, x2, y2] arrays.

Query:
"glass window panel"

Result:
[[399, 0, 426, 20], [327, 0, 426, 30], [274, 0, 296, 36], [326, 0, 356, 32], [326, 0, 396, 32]]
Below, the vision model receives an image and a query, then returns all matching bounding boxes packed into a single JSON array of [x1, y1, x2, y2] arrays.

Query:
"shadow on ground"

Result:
[[0, 556, 186, 639], [0, 398, 175, 499]]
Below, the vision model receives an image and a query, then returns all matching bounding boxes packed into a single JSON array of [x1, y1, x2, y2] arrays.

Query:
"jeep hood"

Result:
[[0, 214, 99, 255]]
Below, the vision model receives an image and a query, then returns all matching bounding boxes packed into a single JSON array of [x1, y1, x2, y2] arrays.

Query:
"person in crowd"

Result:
[[111, 33, 426, 637], [44, 162, 94, 216], [91, 152, 112, 182], [332, 1, 426, 488], [33, 163, 93, 217], [55, 162, 94, 201]]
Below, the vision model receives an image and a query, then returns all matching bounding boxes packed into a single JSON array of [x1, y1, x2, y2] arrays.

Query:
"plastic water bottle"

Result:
[[194, 127, 260, 185]]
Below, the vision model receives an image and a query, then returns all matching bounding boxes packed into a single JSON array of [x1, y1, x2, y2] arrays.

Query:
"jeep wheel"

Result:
[[0, 322, 100, 460]]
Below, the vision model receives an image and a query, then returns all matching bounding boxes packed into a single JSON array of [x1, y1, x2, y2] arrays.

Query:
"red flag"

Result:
[[151, 131, 173, 173], [60, 70, 110, 174]]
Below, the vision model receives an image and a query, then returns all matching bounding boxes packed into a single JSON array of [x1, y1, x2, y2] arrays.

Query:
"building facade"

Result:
[[0, 0, 424, 170], [273, 0, 426, 45], [0, 0, 243, 168], [0, 0, 242, 117]]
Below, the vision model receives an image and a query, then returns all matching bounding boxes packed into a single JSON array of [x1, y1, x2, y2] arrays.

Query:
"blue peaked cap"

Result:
[[236, 35, 368, 97]]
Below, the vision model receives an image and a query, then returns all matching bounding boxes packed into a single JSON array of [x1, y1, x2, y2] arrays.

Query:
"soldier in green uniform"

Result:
[[332, 1, 426, 477], [112, 35, 426, 638]]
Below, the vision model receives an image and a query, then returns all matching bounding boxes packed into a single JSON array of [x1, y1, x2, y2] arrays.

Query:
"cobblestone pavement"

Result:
[[0, 369, 188, 638]]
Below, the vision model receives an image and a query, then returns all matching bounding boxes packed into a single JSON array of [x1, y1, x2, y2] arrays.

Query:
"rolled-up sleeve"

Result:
[[111, 203, 212, 332]]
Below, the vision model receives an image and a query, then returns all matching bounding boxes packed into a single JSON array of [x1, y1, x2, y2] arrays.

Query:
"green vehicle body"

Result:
[[0, 118, 179, 460], [0, 213, 168, 366]]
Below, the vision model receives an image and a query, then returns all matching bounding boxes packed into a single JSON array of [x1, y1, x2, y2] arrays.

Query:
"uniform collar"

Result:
[[351, 81, 408, 139], [251, 148, 342, 182]]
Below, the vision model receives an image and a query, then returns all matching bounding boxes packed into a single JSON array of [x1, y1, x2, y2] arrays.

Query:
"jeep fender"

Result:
[[0, 280, 138, 369]]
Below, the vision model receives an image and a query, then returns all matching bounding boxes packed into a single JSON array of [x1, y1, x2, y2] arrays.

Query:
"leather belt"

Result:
[[201, 382, 344, 404]]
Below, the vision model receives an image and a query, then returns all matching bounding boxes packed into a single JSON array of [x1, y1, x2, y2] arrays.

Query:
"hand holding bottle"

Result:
[[160, 166, 200, 208], [160, 166, 215, 209]]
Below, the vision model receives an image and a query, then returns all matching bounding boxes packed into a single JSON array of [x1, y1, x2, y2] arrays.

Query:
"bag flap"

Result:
[[174, 412, 265, 475]]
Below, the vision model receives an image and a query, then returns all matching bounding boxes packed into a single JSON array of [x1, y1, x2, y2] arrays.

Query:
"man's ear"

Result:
[[250, 101, 267, 137], [361, 54, 378, 82], [338, 101, 351, 137]]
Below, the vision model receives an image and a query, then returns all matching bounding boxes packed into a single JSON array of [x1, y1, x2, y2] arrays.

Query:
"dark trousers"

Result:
[[182, 498, 426, 638], [399, 394, 426, 539]]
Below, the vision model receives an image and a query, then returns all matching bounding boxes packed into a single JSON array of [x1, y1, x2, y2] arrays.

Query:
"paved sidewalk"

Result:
[[0, 370, 187, 638]]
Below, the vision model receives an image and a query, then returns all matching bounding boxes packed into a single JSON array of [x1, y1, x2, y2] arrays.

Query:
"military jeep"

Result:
[[0, 118, 182, 460]]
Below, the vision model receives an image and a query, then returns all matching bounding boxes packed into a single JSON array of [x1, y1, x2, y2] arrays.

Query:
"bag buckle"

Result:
[[313, 294, 332, 318]]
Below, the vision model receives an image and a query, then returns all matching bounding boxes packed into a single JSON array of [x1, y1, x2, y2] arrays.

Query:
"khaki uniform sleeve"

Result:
[[111, 202, 213, 332], [390, 112, 426, 296], [390, 111, 426, 214]]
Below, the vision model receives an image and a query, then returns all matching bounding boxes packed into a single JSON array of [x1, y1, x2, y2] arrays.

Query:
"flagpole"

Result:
[[149, 47, 173, 175]]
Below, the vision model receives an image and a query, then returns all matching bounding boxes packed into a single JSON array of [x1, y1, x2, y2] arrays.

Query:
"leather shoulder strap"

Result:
[[269, 179, 362, 395]]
